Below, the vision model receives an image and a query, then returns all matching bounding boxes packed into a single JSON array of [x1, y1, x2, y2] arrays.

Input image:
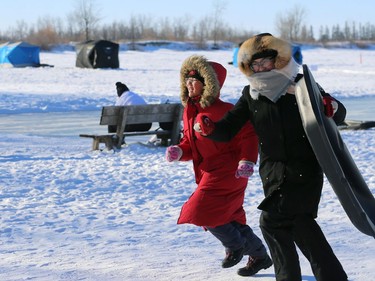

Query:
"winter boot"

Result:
[[222, 247, 244, 268], [237, 254, 273, 276]]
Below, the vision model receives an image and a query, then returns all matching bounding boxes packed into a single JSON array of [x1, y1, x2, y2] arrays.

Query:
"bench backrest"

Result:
[[99, 104, 184, 147], [100, 104, 182, 125]]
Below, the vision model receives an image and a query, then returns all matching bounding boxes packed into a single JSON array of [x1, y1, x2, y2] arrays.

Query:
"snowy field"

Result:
[[0, 45, 374, 281]]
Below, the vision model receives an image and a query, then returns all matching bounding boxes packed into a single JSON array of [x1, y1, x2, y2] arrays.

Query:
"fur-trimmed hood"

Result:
[[180, 55, 227, 108], [238, 33, 292, 77]]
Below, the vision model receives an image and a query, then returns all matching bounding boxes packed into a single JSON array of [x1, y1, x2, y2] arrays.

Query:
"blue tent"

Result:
[[232, 47, 240, 67], [0, 42, 40, 67]]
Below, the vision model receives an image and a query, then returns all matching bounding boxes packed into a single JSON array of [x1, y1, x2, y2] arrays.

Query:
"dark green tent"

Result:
[[75, 40, 119, 69]]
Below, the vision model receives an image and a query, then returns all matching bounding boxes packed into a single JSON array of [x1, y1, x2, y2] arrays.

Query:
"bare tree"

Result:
[[211, 0, 227, 47], [191, 17, 211, 49], [173, 16, 190, 41], [13, 20, 29, 41], [275, 4, 306, 41], [300, 24, 308, 42], [128, 16, 141, 50], [70, 0, 101, 41], [28, 16, 60, 49], [159, 17, 173, 40]]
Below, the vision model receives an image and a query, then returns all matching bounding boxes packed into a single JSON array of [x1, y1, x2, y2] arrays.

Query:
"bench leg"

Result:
[[104, 138, 114, 150], [92, 139, 100, 150], [92, 136, 113, 151]]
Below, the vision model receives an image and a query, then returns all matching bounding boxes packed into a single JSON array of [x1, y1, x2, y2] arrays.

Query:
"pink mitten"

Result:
[[166, 146, 182, 162], [235, 160, 255, 179]]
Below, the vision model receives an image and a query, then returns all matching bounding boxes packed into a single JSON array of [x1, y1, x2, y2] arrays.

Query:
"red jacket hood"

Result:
[[180, 55, 227, 108]]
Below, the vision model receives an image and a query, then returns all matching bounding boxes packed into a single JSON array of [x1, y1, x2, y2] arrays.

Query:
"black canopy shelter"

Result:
[[75, 40, 119, 69]]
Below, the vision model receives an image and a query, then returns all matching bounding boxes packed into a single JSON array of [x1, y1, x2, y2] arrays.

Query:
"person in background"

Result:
[[165, 55, 272, 277], [194, 33, 348, 281], [110, 82, 152, 132]]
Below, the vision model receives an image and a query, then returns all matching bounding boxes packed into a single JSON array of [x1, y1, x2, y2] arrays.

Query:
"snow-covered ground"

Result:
[[0, 46, 374, 281]]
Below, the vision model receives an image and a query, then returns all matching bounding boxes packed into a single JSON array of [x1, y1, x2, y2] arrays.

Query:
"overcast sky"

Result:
[[1, 0, 374, 35]]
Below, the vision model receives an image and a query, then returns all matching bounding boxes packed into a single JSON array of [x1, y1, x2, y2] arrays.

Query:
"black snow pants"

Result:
[[260, 211, 348, 281]]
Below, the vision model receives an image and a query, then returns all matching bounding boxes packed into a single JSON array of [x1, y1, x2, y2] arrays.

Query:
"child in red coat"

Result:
[[166, 55, 272, 277]]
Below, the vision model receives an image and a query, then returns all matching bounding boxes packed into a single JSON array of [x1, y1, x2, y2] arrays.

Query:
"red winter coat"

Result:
[[176, 56, 258, 228]]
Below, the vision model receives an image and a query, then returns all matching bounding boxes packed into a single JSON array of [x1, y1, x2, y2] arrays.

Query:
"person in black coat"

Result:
[[193, 33, 348, 281]]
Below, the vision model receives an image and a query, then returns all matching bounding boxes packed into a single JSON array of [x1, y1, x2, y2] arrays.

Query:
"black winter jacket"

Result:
[[209, 75, 346, 217]]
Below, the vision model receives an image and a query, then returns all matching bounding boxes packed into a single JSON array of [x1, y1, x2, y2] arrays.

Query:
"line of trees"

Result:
[[1, 0, 374, 50], [276, 5, 375, 44]]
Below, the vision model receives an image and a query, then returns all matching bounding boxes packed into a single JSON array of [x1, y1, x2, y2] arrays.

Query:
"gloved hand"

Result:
[[194, 114, 215, 136], [165, 145, 182, 162], [323, 96, 338, 118], [235, 160, 255, 179]]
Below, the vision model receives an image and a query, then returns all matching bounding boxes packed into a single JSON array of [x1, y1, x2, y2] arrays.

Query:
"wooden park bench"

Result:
[[80, 103, 183, 150]]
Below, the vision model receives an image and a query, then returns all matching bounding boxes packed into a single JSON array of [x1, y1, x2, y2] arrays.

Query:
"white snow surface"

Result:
[[0, 46, 374, 281]]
